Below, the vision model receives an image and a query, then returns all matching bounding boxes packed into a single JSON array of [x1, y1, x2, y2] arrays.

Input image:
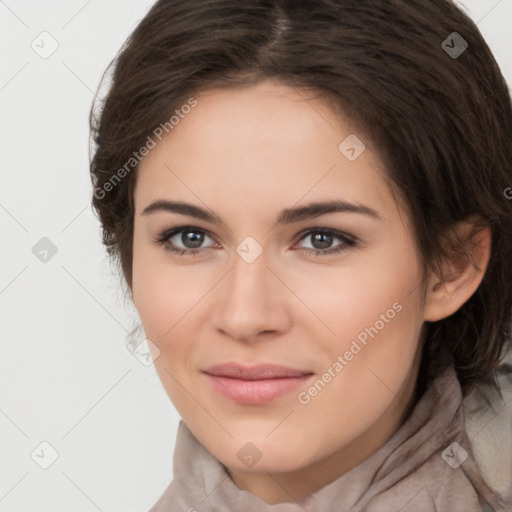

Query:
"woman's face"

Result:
[[131, 79, 429, 484]]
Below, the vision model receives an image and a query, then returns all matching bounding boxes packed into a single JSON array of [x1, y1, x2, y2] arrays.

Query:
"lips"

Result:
[[203, 363, 313, 380], [203, 363, 315, 405]]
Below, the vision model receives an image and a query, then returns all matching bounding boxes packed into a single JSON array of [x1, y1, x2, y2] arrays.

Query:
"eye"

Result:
[[153, 226, 358, 258], [294, 229, 357, 256], [152, 226, 218, 256]]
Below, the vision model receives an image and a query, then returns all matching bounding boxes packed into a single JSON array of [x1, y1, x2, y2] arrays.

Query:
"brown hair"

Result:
[[89, 0, 512, 402]]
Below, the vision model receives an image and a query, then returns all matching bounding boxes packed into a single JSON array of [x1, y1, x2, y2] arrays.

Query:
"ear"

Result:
[[423, 217, 491, 322]]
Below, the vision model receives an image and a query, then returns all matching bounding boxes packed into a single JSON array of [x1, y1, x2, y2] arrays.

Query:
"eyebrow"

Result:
[[141, 199, 383, 224]]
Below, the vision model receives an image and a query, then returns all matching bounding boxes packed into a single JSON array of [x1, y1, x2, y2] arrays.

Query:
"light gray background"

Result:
[[1, 1, 511, 510]]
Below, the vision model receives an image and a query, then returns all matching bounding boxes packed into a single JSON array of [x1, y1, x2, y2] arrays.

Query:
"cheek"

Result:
[[304, 246, 425, 392], [329, 254, 423, 387], [292, 249, 422, 347], [299, 277, 423, 441], [132, 242, 193, 331], [132, 253, 200, 402], [132, 243, 177, 342], [131, 247, 216, 379]]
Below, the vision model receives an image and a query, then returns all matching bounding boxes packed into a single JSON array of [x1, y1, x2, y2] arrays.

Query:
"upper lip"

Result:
[[203, 363, 314, 380]]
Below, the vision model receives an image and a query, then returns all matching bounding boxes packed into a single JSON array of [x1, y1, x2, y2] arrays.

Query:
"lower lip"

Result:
[[205, 374, 313, 405]]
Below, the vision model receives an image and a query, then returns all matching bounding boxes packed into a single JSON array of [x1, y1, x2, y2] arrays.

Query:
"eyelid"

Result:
[[295, 227, 356, 244], [157, 225, 219, 247]]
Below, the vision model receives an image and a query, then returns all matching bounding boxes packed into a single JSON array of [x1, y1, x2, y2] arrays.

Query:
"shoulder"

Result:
[[463, 346, 512, 501]]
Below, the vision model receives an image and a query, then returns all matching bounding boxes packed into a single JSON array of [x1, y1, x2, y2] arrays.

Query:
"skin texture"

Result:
[[130, 78, 491, 504]]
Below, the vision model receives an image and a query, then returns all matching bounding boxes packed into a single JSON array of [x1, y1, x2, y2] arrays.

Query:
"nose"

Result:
[[212, 246, 292, 344]]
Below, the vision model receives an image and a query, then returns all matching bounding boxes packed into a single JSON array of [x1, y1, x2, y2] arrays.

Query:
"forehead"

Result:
[[134, 79, 400, 223]]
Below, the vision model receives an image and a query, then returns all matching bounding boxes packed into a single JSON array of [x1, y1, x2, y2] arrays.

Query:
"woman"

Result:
[[89, 0, 512, 510]]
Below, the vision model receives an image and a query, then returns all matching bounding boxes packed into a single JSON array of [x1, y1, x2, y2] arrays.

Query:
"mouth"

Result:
[[202, 363, 315, 405]]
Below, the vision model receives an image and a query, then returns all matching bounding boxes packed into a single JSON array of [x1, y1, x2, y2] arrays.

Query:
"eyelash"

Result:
[[152, 225, 358, 257]]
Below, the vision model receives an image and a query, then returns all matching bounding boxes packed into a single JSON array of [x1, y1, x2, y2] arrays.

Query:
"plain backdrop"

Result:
[[1, 1, 511, 510]]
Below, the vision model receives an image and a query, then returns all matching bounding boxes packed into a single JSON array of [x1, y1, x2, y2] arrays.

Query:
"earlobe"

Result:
[[423, 220, 491, 322]]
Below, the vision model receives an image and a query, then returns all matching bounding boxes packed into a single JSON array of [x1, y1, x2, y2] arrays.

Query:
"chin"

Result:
[[203, 432, 318, 473]]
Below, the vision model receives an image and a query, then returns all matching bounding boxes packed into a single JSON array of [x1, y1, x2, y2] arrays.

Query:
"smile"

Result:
[[203, 363, 315, 405]]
